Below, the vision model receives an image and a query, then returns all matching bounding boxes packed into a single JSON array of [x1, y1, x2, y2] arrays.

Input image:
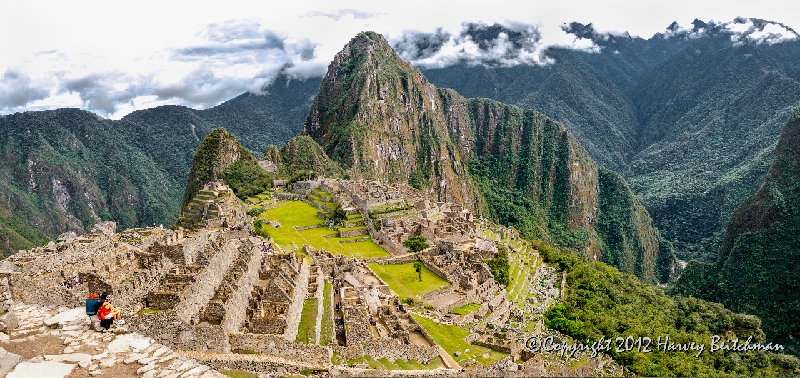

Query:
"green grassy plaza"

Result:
[[367, 262, 449, 299], [258, 200, 389, 259]]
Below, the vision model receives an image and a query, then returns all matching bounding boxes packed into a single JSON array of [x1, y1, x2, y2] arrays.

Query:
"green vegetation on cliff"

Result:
[[182, 128, 264, 206], [447, 95, 675, 283], [674, 107, 800, 340], [263, 135, 344, 181], [541, 245, 799, 376], [421, 27, 800, 261]]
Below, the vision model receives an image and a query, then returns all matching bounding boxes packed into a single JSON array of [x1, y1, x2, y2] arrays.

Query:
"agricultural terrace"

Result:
[[412, 314, 508, 366]]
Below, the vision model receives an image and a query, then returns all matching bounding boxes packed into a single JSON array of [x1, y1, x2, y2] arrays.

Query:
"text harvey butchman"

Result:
[[525, 335, 785, 358]]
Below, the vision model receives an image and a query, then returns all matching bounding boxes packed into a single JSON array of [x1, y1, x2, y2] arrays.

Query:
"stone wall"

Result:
[[175, 238, 239, 323], [128, 309, 228, 352], [0, 275, 14, 312], [228, 332, 332, 366], [112, 256, 175, 315], [333, 339, 439, 363], [314, 268, 325, 344], [283, 259, 310, 341], [338, 228, 369, 238], [221, 245, 263, 337]]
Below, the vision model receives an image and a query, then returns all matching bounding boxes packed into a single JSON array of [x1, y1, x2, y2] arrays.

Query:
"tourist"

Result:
[[97, 294, 124, 330]]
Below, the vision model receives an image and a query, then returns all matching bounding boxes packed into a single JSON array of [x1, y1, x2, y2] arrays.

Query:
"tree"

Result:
[[330, 204, 347, 224], [403, 236, 429, 253], [413, 261, 424, 281], [486, 246, 510, 286]]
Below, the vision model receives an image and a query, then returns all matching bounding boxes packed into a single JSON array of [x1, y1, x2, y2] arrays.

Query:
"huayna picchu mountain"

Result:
[[674, 106, 800, 341], [304, 32, 478, 209], [305, 32, 675, 283]]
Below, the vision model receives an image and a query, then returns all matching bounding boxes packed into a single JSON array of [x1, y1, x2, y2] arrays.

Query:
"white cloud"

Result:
[[0, 0, 798, 118]]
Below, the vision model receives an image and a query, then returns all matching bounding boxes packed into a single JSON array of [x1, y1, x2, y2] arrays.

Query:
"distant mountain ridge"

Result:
[[418, 20, 800, 260], [0, 74, 319, 257]]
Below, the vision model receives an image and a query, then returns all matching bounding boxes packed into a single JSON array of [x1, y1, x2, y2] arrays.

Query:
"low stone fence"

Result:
[[187, 352, 321, 376], [295, 224, 327, 231], [228, 332, 332, 366], [338, 228, 368, 238], [333, 339, 439, 363]]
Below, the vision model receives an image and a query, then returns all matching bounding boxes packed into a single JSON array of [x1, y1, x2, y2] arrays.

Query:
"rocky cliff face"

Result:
[[304, 32, 674, 283], [675, 107, 800, 337], [304, 32, 477, 208]]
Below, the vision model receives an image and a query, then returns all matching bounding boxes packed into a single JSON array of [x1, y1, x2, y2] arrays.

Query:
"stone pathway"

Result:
[[0, 303, 226, 378]]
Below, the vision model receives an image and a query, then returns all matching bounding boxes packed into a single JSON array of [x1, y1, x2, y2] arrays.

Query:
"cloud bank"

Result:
[[1, 10, 797, 119], [391, 22, 600, 68], [0, 20, 328, 118]]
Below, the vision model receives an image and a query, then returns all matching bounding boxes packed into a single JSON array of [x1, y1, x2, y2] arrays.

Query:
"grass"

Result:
[[412, 314, 508, 366], [346, 355, 444, 370], [367, 262, 449, 299], [260, 201, 389, 259], [220, 370, 257, 378], [296, 299, 318, 344], [320, 281, 334, 346], [450, 303, 481, 316]]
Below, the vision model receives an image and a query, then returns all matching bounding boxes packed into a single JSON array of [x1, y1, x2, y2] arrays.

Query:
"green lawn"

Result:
[[295, 299, 318, 344], [412, 314, 508, 366], [260, 201, 389, 259], [320, 281, 334, 346], [220, 370, 257, 378], [450, 303, 481, 316], [367, 263, 449, 299]]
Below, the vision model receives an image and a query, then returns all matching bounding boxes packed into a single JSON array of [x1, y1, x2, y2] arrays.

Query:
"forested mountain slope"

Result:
[[419, 21, 800, 260], [0, 75, 318, 257]]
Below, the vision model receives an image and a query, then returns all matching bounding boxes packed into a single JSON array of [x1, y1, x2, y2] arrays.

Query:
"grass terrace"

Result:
[[412, 314, 508, 366], [343, 355, 445, 370], [260, 200, 389, 259], [450, 303, 481, 316], [367, 262, 449, 299], [296, 299, 318, 344], [320, 281, 334, 346]]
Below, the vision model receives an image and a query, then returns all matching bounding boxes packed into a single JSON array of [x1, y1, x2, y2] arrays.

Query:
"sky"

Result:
[[1, 0, 798, 119]]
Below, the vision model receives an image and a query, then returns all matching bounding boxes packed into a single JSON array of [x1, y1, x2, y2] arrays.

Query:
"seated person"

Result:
[[96, 294, 124, 330]]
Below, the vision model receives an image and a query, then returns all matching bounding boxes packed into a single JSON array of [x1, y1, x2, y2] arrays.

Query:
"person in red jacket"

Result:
[[97, 294, 122, 330]]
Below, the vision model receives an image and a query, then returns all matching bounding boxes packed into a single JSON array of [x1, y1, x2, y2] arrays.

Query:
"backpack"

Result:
[[85, 298, 104, 316]]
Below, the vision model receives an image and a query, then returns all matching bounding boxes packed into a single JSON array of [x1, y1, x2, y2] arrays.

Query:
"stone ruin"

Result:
[[0, 176, 619, 377]]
